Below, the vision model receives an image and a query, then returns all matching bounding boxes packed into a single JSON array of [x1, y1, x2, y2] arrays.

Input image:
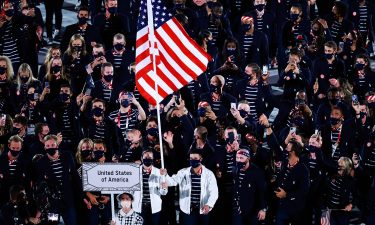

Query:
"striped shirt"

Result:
[[142, 171, 151, 203], [190, 171, 201, 206], [187, 80, 198, 99], [243, 35, 254, 57], [225, 151, 236, 176], [244, 84, 258, 116], [235, 0, 242, 11], [358, 5, 368, 33], [61, 108, 74, 143], [2, 21, 21, 64], [108, 109, 139, 137], [365, 147, 375, 169], [331, 129, 341, 161], [50, 158, 64, 186], [93, 122, 106, 140], [208, 19, 219, 43], [101, 81, 112, 102], [330, 20, 342, 41], [255, 17, 264, 32], [327, 176, 344, 209], [113, 54, 123, 69]]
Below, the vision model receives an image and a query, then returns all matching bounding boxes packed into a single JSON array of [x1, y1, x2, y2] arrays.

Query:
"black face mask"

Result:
[[4, 9, 14, 17], [73, 46, 83, 52], [121, 99, 130, 108], [255, 4, 265, 11], [94, 150, 105, 161], [78, 17, 88, 25], [359, 111, 367, 119], [12, 127, 21, 135], [28, 93, 37, 101], [9, 149, 21, 157], [103, 74, 113, 82], [20, 76, 29, 83], [146, 127, 158, 137], [51, 65, 62, 74], [308, 145, 319, 152], [143, 158, 153, 167], [0, 67, 6, 75], [114, 43, 124, 51], [60, 93, 70, 102], [92, 107, 104, 117], [330, 117, 341, 126], [81, 150, 92, 159], [210, 84, 221, 94], [46, 148, 58, 156]]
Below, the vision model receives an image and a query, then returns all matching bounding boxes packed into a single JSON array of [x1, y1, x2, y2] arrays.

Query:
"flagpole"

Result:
[[146, 0, 165, 169]]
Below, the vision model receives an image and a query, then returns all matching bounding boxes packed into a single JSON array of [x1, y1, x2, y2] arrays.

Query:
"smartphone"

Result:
[[174, 93, 180, 105], [85, 88, 92, 96], [352, 94, 359, 105], [262, 65, 268, 75], [290, 127, 297, 133], [45, 81, 49, 88], [231, 102, 236, 109], [339, 42, 344, 50], [33, 93, 39, 100], [47, 213, 59, 222]]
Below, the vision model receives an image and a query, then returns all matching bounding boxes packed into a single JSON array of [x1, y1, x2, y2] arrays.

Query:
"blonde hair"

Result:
[[338, 157, 353, 176], [16, 63, 37, 90], [65, 34, 87, 56], [211, 75, 225, 87], [76, 138, 94, 164], [0, 55, 14, 81], [45, 58, 67, 81]]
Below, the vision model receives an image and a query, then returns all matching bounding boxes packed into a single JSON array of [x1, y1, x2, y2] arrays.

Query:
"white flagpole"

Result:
[[146, 0, 165, 169]]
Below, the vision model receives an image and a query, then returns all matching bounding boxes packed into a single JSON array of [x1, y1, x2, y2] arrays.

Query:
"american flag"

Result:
[[321, 209, 331, 225], [135, 0, 211, 105]]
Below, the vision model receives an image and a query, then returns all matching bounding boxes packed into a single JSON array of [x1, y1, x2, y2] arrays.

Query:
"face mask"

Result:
[[309, 145, 318, 152], [255, 4, 265, 11], [0, 67, 6, 75], [92, 107, 104, 117], [290, 13, 299, 21], [143, 158, 153, 167], [355, 63, 365, 71], [295, 99, 305, 107], [329, 98, 340, 106], [236, 161, 246, 170], [198, 107, 206, 117], [325, 53, 334, 60], [60, 93, 70, 102], [4, 9, 14, 17], [114, 43, 124, 51], [242, 24, 251, 31], [359, 111, 367, 118], [190, 159, 201, 168], [51, 65, 62, 74], [108, 6, 118, 14], [78, 17, 88, 25], [46, 148, 58, 156], [344, 40, 353, 48], [174, 3, 183, 9], [210, 84, 221, 94], [207, 40, 215, 46], [120, 200, 131, 208], [146, 127, 158, 137], [12, 127, 20, 135], [94, 150, 105, 161], [103, 74, 113, 82], [9, 149, 20, 157], [207, 1, 215, 8], [73, 46, 82, 52], [81, 150, 92, 159], [227, 48, 236, 56], [239, 109, 248, 118], [28, 93, 37, 101], [169, 116, 181, 128], [20, 76, 29, 83], [330, 117, 341, 126], [121, 99, 130, 108], [312, 29, 319, 36]]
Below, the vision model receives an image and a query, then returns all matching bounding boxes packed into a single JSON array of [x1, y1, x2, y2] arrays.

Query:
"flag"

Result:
[[135, 0, 211, 105], [321, 209, 331, 225]]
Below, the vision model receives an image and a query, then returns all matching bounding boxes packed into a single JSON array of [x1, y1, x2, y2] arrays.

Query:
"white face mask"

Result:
[[121, 200, 131, 209]]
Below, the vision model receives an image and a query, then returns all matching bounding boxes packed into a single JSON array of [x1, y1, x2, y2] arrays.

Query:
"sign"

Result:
[[82, 163, 141, 192]]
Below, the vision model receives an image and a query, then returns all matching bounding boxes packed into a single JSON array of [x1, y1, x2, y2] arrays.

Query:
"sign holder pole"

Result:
[[111, 193, 115, 219]]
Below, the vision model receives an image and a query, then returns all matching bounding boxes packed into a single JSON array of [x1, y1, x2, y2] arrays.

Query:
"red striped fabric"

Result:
[[135, 16, 211, 105]]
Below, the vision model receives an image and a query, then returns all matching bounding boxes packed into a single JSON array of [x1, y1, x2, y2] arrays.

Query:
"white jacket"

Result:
[[166, 165, 218, 214], [132, 166, 167, 213]]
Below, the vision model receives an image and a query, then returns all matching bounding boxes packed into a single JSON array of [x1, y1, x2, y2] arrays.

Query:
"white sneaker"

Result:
[[52, 29, 60, 39]]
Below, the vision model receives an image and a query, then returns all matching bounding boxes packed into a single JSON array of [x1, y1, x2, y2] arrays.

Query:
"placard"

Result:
[[82, 163, 141, 192]]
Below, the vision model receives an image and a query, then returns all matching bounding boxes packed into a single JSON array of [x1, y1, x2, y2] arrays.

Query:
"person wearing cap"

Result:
[[232, 148, 267, 225], [237, 15, 269, 68], [131, 149, 167, 225], [162, 149, 218, 225], [111, 192, 143, 225]]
